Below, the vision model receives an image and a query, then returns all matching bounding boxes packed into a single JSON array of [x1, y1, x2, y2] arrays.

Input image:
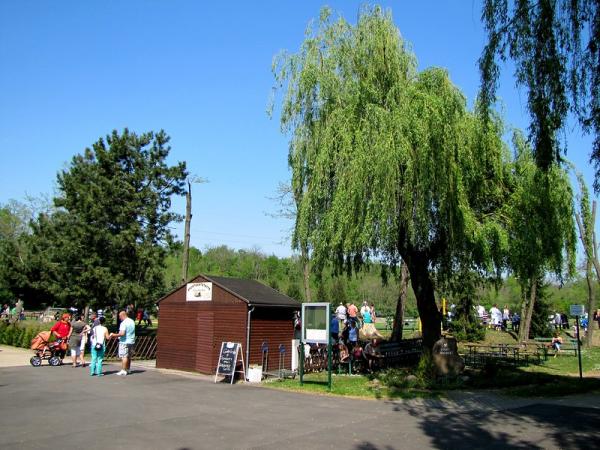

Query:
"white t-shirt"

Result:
[[91, 325, 107, 346], [335, 305, 347, 320], [477, 305, 486, 317], [490, 307, 502, 325]]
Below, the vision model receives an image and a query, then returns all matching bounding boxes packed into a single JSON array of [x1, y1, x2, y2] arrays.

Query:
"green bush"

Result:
[[0, 321, 51, 348], [378, 368, 413, 389], [449, 317, 486, 342], [415, 352, 438, 388]]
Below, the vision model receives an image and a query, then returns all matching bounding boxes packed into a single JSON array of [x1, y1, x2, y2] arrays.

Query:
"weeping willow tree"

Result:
[[480, 0, 600, 188], [505, 132, 576, 342], [272, 7, 510, 350]]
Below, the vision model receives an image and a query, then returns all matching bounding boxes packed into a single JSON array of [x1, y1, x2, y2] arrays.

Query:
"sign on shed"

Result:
[[570, 304, 585, 316], [214, 342, 245, 384], [186, 282, 212, 301]]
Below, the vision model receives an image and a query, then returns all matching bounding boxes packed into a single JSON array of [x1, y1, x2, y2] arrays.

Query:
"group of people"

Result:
[[50, 310, 136, 377], [1, 300, 25, 323], [476, 304, 520, 332], [328, 301, 383, 371], [135, 308, 152, 327], [332, 301, 381, 346]]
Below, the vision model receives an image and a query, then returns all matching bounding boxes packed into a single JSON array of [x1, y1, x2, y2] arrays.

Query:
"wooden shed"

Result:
[[156, 274, 300, 375]]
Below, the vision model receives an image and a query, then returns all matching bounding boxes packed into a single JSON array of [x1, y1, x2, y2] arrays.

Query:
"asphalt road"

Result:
[[0, 360, 598, 449]]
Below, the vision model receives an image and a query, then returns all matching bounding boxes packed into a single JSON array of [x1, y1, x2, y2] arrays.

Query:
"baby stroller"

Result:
[[30, 331, 66, 366]]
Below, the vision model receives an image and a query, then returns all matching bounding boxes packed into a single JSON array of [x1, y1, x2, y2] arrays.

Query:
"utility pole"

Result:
[[181, 176, 207, 285], [181, 180, 192, 285]]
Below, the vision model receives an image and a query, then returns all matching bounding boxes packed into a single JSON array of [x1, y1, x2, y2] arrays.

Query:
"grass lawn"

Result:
[[263, 372, 438, 400], [265, 327, 600, 399]]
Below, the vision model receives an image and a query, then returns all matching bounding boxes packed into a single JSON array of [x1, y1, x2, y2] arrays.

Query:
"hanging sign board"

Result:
[[301, 302, 330, 344], [570, 304, 585, 316], [214, 342, 245, 384], [186, 282, 213, 301]]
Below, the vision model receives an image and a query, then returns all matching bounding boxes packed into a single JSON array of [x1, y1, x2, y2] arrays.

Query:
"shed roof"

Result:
[[204, 275, 300, 308], [157, 274, 301, 308]]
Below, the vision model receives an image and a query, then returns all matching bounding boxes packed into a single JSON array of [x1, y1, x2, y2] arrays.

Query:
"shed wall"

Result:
[[248, 307, 296, 371]]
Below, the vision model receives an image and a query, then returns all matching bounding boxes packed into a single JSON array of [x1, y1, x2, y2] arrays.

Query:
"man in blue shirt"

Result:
[[330, 312, 339, 343], [109, 311, 136, 376]]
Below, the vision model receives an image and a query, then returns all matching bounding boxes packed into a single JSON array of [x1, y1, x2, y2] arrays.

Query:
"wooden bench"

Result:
[[462, 343, 542, 367], [533, 337, 579, 359], [384, 316, 418, 331], [378, 338, 423, 367]]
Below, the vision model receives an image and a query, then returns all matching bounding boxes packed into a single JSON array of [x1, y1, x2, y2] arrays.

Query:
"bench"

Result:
[[384, 317, 418, 331], [462, 343, 542, 367], [533, 337, 579, 359], [378, 338, 423, 367]]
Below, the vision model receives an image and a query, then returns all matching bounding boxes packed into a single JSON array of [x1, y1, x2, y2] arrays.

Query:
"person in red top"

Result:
[[50, 313, 71, 363]]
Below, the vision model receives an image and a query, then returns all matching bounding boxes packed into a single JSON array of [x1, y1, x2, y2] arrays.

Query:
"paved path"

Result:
[[0, 345, 598, 449]]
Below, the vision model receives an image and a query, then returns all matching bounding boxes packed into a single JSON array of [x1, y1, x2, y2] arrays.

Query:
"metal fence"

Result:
[[102, 336, 157, 360]]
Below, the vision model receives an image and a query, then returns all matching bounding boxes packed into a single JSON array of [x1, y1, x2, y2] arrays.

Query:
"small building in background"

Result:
[[156, 274, 300, 375]]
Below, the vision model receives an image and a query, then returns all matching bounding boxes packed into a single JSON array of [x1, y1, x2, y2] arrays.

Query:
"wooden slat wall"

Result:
[[248, 308, 295, 371], [211, 306, 247, 374], [196, 311, 214, 373], [156, 303, 198, 371]]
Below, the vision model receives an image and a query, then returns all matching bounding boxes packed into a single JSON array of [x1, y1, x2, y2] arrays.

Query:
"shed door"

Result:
[[196, 311, 214, 373]]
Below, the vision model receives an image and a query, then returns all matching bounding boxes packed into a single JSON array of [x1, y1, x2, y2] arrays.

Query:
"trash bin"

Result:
[[247, 365, 262, 383]]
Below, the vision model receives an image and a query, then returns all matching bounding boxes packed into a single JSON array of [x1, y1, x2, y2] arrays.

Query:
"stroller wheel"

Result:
[[48, 356, 61, 366], [30, 356, 42, 367]]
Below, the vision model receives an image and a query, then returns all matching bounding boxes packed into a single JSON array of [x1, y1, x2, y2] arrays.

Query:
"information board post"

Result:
[[299, 341, 304, 386], [576, 316, 583, 380], [327, 336, 332, 391], [570, 305, 584, 380], [301, 302, 331, 390]]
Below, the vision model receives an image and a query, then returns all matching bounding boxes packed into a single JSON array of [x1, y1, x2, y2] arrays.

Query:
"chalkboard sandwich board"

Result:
[[215, 342, 245, 384]]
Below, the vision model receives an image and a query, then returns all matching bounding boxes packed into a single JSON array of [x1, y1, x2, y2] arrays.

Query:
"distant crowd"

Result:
[[468, 303, 600, 337], [473, 304, 520, 332], [0, 300, 25, 322]]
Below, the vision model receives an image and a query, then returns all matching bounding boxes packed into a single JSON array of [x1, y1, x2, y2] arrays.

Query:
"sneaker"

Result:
[[116, 370, 127, 376]]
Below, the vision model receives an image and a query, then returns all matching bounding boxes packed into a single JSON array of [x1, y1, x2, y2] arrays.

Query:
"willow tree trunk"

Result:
[[391, 261, 409, 342], [518, 281, 536, 343], [585, 261, 595, 348], [301, 245, 311, 302], [181, 181, 192, 285], [402, 249, 441, 351], [575, 204, 597, 348]]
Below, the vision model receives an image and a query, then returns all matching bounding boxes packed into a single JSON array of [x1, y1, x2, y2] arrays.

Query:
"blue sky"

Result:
[[0, 1, 594, 257]]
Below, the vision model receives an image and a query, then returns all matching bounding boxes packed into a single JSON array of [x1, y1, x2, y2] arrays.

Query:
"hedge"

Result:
[[0, 321, 51, 349]]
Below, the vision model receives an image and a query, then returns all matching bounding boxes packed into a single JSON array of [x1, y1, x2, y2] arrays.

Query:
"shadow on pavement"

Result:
[[360, 402, 600, 450]]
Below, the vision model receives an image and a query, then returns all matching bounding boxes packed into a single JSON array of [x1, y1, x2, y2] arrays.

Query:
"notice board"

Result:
[[215, 342, 245, 384]]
